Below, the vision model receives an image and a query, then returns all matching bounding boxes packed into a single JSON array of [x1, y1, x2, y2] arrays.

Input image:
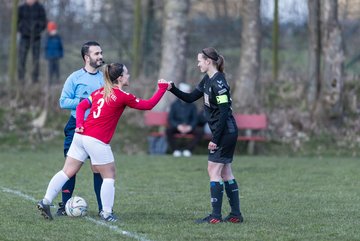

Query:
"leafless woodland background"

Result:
[[0, 0, 360, 154]]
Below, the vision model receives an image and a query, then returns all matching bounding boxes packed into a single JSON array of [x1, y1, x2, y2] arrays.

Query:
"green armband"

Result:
[[216, 95, 228, 104]]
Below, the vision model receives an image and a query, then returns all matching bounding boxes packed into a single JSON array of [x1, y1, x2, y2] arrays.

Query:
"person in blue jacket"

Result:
[[44, 21, 63, 85], [57, 41, 104, 216]]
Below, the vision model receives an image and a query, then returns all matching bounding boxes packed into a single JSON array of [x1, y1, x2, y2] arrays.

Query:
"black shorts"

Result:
[[208, 133, 237, 164]]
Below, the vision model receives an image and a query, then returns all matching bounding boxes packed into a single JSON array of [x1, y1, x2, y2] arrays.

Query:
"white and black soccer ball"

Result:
[[65, 196, 88, 217]]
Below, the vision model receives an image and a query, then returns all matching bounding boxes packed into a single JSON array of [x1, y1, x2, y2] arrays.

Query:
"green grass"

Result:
[[0, 147, 359, 241]]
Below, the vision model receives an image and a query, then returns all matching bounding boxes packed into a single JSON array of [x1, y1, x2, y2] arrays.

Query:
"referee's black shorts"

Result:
[[208, 132, 238, 164]]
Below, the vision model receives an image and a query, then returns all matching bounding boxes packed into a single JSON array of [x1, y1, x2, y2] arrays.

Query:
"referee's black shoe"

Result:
[[56, 202, 67, 216], [195, 214, 222, 224], [223, 213, 244, 223]]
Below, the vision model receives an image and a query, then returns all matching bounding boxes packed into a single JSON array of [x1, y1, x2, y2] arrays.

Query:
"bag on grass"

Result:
[[147, 136, 168, 155]]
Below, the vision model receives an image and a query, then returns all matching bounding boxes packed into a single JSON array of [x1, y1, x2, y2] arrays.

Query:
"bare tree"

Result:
[[233, 0, 261, 113], [307, 0, 321, 111], [143, 0, 159, 76], [310, 0, 344, 124], [99, 0, 133, 61], [8, 0, 19, 98], [272, 0, 279, 81], [132, 0, 142, 78], [155, 0, 190, 111]]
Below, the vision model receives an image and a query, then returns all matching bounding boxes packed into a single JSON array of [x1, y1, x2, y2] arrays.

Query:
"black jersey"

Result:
[[196, 72, 238, 144]]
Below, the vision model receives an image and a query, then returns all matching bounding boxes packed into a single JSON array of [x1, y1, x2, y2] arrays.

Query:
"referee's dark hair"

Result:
[[201, 47, 225, 73], [81, 41, 101, 61]]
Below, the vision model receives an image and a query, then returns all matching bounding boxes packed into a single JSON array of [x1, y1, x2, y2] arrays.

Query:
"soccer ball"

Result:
[[65, 196, 88, 217]]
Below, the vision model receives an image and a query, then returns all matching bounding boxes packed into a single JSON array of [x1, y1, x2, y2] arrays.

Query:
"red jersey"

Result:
[[76, 83, 168, 144]]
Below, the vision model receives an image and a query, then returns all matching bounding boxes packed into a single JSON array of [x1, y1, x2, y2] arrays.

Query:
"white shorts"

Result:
[[67, 133, 114, 165]]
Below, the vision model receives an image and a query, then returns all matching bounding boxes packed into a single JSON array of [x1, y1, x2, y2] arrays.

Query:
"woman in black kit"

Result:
[[168, 47, 244, 224]]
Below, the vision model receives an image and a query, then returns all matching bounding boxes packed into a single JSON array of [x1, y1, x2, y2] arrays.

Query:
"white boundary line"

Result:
[[1, 187, 152, 241]]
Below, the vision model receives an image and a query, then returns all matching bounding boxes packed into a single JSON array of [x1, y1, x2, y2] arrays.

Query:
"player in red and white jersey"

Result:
[[37, 63, 170, 222], [76, 77, 164, 143]]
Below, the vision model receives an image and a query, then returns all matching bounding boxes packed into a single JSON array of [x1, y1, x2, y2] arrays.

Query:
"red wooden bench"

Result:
[[144, 111, 203, 139], [234, 114, 267, 142], [144, 111, 268, 154], [144, 111, 168, 137]]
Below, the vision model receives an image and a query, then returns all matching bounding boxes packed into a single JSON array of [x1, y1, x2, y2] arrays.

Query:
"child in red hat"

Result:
[[45, 21, 63, 85], [47, 21, 57, 33]]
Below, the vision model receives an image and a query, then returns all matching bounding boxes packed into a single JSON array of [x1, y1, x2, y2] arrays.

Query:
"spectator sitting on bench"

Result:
[[166, 83, 204, 157], [197, 109, 212, 136]]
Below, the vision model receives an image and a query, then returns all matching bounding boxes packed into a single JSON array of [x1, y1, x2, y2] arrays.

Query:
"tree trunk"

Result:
[[8, 0, 19, 99], [233, 0, 261, 113], [307, 0, 321, 111], [132, 0, 142, 78], [313, 0, 344, 123], [272, 0, 279, 81], [143, 0, 156, 76], [155, 0, 189, 111]]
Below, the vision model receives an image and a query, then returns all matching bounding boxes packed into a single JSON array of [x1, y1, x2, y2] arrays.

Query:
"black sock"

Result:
[[210, 181, 224, 218], [93, 173, 103, 212], [62, 175, 76, 204], [224, 179, 241, 216]]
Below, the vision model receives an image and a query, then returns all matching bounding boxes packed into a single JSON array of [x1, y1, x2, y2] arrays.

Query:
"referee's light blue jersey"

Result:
[[59, 68, 104, 118]]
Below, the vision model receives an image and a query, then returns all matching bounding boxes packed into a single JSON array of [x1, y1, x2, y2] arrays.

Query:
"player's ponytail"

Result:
[[103, 63, 124, 102], [217, 55, 225, 73], [201, 47, 225, 73]]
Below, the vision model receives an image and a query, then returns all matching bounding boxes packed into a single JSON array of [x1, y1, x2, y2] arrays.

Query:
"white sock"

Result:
[[43, 170, 69, 204], [100, 178, 115, 213]]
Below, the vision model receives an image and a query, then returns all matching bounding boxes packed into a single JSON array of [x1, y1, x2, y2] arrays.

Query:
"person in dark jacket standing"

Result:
[[45, 21, 63, 85], [17, 0, 47, 83], [166, 83, 203, 157]]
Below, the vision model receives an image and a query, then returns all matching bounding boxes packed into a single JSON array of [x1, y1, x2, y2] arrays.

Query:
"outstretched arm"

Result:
[[168, 82, 202, 103], [127, 80, 170, 110]]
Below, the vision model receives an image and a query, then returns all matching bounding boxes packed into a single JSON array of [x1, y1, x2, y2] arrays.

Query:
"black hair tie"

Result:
[[202, 50, 218, 61]]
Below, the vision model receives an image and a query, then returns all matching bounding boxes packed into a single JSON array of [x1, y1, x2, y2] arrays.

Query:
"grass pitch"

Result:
[[0, 147, 359, 241]]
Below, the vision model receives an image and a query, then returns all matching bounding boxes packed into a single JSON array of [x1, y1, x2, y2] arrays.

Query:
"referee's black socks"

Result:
[[210, 181, 224, 218], [93, 173, 103, 212], [224, 179, 241, 216]]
